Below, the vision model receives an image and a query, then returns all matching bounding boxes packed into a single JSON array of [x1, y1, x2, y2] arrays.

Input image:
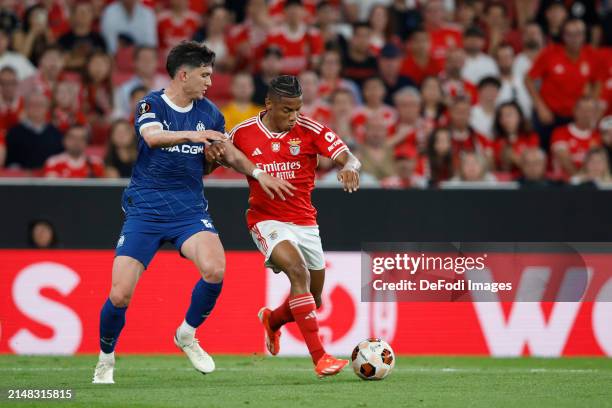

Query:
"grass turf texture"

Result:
[[0, 355, 611, 408]]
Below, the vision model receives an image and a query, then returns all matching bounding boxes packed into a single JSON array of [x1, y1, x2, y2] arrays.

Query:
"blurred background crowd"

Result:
[[0, 0, 611, 189]]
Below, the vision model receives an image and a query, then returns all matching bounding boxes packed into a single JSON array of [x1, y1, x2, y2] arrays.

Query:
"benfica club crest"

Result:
[[288, 138, 301, 155], [271, 141, 281, 153]]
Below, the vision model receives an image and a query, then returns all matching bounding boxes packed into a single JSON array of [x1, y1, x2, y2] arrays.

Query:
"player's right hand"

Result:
[[190, 130, 226, 145], [257, 173, 297, 201]]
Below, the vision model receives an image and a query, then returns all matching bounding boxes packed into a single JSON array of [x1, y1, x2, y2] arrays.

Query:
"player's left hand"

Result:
[[258, 173, 297, 200], [205, 141, 226, 162], [337, 167, 360, 193]]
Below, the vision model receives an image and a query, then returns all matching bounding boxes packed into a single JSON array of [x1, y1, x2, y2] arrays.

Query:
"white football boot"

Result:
[[174, 331, 215, 374], [92, 352, 115, 384]]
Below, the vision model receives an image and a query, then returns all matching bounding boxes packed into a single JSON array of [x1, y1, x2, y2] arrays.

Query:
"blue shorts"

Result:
[[115, 214, 218, 268]]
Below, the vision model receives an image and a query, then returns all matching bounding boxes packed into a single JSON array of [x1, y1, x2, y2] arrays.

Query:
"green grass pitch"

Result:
[[1, 355, 611, 407]]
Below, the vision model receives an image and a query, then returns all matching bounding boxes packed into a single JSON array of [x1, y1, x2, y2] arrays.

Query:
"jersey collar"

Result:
[[257, 111, 289, 139], [161, 92, 193, 113]]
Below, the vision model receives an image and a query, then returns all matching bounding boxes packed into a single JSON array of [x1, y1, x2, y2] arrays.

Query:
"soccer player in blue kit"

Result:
[[93, 42, 295, 384]]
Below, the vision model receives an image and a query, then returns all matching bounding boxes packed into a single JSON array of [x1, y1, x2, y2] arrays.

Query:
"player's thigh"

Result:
[[109, 255, 145, 307], [180, 230, 226, 283], [250, 220, 300, 267], [269, 240, 311, 288], [294, 225, 326, 271], [309, 269, 325, 308]]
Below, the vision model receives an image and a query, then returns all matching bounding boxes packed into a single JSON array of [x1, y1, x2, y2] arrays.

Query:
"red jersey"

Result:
[[400, 54, 443, 85], [300, 100, 331, 125], [598, 47, 612, 116], [157, 10, 201, 53], [494, 132, 540, 175], [528, 44, 601, 117], [0, 97, 23, 131], [551, 123, 601, 178], [428, 25, 463, 62], [266, 25, 323, 75], [450, 129, 493, 156], [43, 153, 105, 178], [269, 0, 318, 21], [351, 105, 398, 142], [230, 113, 349, 228], [440, 76, 478, 104]]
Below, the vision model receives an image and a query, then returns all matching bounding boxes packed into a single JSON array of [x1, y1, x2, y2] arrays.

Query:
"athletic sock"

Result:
[[176, 319, 196, 344], [269, 296, 294, 332], [99, 298, 127, 353], [289, 293, 325, 364], [184, 278, 223, 329]]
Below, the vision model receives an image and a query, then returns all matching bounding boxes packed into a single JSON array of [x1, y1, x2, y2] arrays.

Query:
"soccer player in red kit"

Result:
[[207, 76, 360, 377]]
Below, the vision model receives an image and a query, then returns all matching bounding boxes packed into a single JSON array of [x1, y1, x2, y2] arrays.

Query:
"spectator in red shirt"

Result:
[[484, 1, 522, 54], [82, 52, 114, 144], [157, 0, 201, 58], [526, 18, 601, 150], [327, 88, 356, 147], [44, 125, 104, 178], [551, 96, 601, 180], [423, 0, 463, 62], [352, 77, 397, 142], [439, 47, 478, 105], [493, 101, 540, 175], [225, 0, 272, 72], [388, 87, 425, 154], [266, 0, 323, 76], [400, 28, 443, 86], [448, 96, 493, 167], [368, 4, 391, 56], [0, 66, 23, 133], [19, 45, 66, 100], [298, 70, 330, 125], [51, 79, 87, 134], [381, 147, 427, 189]]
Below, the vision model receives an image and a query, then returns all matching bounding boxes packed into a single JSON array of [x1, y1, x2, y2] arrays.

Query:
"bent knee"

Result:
[[200, 262, 225, 283], [285, 263, 310, 285], [109, 287, 132, 308]]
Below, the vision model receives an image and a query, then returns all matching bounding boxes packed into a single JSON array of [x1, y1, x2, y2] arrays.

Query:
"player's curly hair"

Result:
[[166, 41, 216, 78], [268, 75, 303, 99]]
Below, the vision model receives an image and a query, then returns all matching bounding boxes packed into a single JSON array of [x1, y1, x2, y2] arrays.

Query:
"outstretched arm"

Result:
[[205, 140, 297, 200], [333, 150, 361, 193], [141, 126, 225, 148]]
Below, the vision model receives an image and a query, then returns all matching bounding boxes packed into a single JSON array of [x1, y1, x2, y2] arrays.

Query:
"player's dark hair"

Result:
[[268, 75, 303, 100], [166, 41, 216, 78]]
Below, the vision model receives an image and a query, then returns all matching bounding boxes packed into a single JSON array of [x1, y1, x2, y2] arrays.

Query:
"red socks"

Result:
[[288, 293, 325, 364], [269, 297, 294, 332]]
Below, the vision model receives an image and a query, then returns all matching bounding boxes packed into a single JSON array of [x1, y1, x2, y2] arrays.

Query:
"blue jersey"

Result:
[[122, 89, 225, 221]]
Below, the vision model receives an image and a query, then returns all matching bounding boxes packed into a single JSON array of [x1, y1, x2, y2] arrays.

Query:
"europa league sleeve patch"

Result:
[[138, 101, 151, 116]]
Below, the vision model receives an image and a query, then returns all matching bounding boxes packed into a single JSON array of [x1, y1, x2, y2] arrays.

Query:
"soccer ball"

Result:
[[350, 338, 395, 380]]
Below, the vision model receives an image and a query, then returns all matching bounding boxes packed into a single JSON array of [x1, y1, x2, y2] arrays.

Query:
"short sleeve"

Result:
[[313, 125, 349, 161], [135, 97, 164, 136], [213, 108, 226, 134]]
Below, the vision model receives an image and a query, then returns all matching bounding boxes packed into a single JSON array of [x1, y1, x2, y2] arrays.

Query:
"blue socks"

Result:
[[185, 279, 223, 328], [98, 279, 222, 353], [99, 298, 127, 353]]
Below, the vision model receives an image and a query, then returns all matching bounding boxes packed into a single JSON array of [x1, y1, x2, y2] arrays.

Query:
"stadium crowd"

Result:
[[0, 0, 611, 188]]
